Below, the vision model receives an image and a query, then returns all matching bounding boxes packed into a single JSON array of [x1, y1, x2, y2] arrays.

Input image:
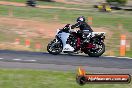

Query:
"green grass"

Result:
[[0, 69, 131, 88], [0, 24, 52, 51], [0, 23, 53, 51], [0, 0, 91, 9], [0, 5, 132, 32], [0, 0, 25, 3], [0, 5, 131, 57], [37, 1, 91, 9], [126, 51, 132, 57], [0, 0, 132, 32]]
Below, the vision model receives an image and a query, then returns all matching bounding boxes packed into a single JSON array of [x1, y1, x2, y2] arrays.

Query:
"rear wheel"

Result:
[[85, 42, 105, 57], [47, 39, 63, 55]]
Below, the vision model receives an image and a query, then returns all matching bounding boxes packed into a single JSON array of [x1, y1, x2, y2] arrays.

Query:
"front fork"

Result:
[[55, 38, 59, 43]]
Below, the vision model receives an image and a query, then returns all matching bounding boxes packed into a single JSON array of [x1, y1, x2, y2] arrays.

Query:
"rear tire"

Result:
[[47, 39, 63, 55], [86, 42, 105, 57]]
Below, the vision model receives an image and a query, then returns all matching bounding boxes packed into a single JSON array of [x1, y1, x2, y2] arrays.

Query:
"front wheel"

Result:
[[85, 42, 105, 57], [47, 39, 63, 55]]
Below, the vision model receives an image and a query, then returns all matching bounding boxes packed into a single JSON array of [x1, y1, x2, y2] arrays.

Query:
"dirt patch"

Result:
[[0, 17, 112, 39], [0, 1, 25, 6], [53, 0, 82, 4], [0, 1, 87, 11], [0, 0, 84, 5], [38, 5, 87, 10], [0, 43, 31, 51], [0, 17, 64, 38], [93, 27, 113, 39], [0, 17, 114, 52]]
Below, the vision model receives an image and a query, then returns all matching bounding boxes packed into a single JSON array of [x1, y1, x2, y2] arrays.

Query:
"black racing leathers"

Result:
[[71, 21, 93, 32], [71, 22, 93, 44]]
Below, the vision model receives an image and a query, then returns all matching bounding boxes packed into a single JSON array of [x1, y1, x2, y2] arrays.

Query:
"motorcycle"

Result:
[[47, 24, 106, 57]]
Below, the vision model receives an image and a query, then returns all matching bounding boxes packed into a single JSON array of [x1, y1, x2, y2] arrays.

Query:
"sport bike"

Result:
[[47, 24, 105, 57]]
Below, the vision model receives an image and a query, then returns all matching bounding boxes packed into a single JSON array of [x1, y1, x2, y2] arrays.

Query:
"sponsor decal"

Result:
[[64, 48, 70, 50]]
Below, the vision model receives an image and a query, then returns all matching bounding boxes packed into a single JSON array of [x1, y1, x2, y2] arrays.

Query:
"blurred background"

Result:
[[0, 0, 131, 57]]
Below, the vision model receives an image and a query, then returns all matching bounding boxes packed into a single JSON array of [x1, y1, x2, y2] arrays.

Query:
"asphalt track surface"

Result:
[[0, 50, 132, 74]]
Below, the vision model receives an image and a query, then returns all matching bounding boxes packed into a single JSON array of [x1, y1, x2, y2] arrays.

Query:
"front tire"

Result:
[[47, 39, 63, 55], [86, 42, 105, 57]]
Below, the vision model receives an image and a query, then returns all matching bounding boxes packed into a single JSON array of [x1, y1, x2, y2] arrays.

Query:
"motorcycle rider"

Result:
[[71, 16, 93, 32], [62, 16, 93, 51], [71, 16, 93, 43]]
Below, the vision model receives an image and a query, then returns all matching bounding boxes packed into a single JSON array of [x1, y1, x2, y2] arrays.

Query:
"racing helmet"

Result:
[[76, 16, 85, 22]]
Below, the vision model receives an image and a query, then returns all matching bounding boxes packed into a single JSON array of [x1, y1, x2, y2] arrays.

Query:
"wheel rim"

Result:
[[48, 40, 62, 53], [89, 42, 104, 54]]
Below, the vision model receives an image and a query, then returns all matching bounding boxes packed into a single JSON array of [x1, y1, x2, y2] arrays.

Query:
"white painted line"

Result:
[[12, 59, 36, 62], [23, 60, 37, 62], [0, 58, 4, 60], [104, 56, 132, 59], [117, 57, 132, 59], [104, 56, 117, 58], [13, 59, 22, 61]]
